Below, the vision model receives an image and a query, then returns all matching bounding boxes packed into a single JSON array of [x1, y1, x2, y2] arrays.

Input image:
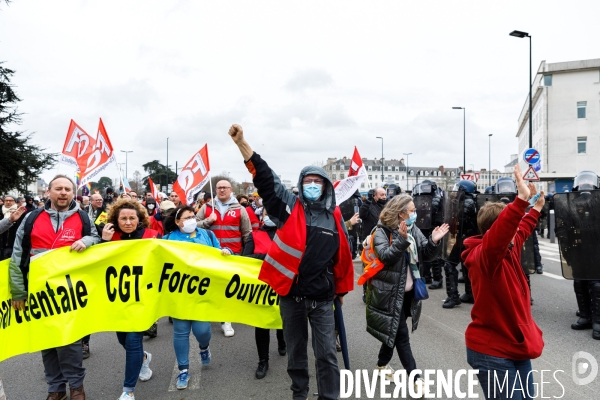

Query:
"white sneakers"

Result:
[[118, 391, 134, 400], [221, 322, 235, 337], [375, 364, 394, 379], [138, 351, 153, 381], [414, 377, 425, 398]]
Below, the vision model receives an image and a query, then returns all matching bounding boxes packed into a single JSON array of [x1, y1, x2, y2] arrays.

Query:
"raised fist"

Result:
[[228, 124, 244, 144]]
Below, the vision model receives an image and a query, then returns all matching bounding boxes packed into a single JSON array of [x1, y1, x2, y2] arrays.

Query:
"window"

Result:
[[368, 166, 372, 171], [578, 102, 587, 118], [332, 174, 336, 180], [340, 173, 345, 179], [395, 175, 399, 180], [361, 183, 365, 188], [543, 75, 552, 86], [578, 137, 587, 154], [368, 175, 372, 180]]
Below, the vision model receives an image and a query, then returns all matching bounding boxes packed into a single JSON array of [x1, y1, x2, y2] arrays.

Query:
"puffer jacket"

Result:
[[366, 223, 441, 348]]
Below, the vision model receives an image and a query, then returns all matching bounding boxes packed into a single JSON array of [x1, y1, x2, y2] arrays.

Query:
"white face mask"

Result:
[[181, 218, 197, 233], [147, 204, 155, 210]]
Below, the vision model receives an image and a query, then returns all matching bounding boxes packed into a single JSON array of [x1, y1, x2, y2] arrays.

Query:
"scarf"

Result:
[[405, 224, 420, 279], [2, 204, 17, 218]]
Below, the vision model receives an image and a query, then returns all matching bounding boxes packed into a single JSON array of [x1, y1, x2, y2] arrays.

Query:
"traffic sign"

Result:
[[461, 174, 478, 182], [523, 165, 540, 181], [523, 148, 540, 165]]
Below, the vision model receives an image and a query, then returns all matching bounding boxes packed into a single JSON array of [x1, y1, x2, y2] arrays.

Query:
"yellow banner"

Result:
[[0, 240, 282, 362]]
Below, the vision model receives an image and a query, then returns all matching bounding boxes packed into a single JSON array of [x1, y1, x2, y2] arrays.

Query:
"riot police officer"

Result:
[[412, 180, 444, 289], [564, 171, 600, 340], [442, 180, 479, 308]]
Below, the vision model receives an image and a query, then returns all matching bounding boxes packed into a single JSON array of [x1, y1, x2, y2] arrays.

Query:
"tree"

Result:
[[0, 63, 56, 194], [97, 176, 113, 191], [142, 160, 175, 191], [130, 170, 144, 194]]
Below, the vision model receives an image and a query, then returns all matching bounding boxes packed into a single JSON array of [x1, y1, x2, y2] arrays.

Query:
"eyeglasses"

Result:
[[4, 199, 15, 202], [302, 178, 324, 184], [216, 187, 232, 190]]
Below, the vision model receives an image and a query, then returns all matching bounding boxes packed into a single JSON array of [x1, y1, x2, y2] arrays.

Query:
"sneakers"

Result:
[[200, 347, 211, 366], [117, 392, 134, 400], [139, 351, 153, 381], [144, 323, 158, 338], [176, 370, 189, 390], [375, 364, 394, 379], [255, 359, 269, 379], [414, 378, 425, 398], [221, 322, 235, 337], [82, 341, 90, 359], [46, 393, 67, 400]]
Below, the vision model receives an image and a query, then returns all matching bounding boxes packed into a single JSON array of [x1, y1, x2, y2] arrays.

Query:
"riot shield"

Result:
[[520, 234, 536, 275], [441, 191, 463, 260], [339, 197, 360, 238], [414, 194, 433, 231], [554, 190, 600, 280], [476, 193, 517, 208]]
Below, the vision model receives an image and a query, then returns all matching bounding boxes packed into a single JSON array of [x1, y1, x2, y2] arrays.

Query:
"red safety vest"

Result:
[[112, 228, 160, 240], [206, 205, 243, 254], [259, 200, 354, 296], [30, 212, 84, 251], [247, 206, 261, 231], [252, 230, 272, 254]]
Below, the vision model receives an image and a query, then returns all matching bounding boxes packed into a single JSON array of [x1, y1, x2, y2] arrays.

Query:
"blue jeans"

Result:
[[116, 332, 144, 392], [172, 318, 211, 370], [280, 296, 339, 400], [467, 347, 534, 400]]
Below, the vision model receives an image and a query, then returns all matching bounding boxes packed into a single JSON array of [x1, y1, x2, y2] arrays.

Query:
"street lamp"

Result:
[[452, 107, 466, 174], [509, 30, 532, 148], [488, 134, 493, 187], [120, 150, 133, 179], [376, 136, 384, 183], [403, 152, 412, 192]]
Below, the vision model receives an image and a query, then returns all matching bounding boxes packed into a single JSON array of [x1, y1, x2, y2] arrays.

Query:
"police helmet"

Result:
[[495, 177, 517, 194], [484, 186, 493, 194], [573, 170, 599, 191], [413, 181, 434, 195], [453, 180, 476, 193]]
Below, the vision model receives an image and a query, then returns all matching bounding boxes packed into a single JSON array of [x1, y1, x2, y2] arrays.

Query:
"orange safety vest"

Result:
[[247, 206, 261, 231], [112, 228, 160, 240], [252, 229, 272, 254], [206, 204, 243, 254], [30, 212, 84, 251], [259, 200, 354, 296]]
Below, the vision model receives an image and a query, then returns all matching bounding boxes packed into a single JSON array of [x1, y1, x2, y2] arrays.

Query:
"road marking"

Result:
[[168, 347, 202, 391], [538, 242, 559, 249], [539, 249, 558, 256], [540, 271, 566, 280], [543, 257, 561, 262]]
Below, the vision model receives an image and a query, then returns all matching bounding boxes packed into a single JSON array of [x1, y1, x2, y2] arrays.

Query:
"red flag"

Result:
[[78, 119, 117, 186], [148, 177, 160, 203], [172, 144, 211, 205], [59, 120, 94, 170], [348, 147, 365, 177], [333, 146, 367, 205]]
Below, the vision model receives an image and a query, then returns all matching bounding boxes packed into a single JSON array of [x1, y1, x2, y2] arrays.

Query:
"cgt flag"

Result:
[[147, 177, 160, 203], [333, 146, 367, 205], [172, 144, 211, 205], [78, 119, 117, 187]]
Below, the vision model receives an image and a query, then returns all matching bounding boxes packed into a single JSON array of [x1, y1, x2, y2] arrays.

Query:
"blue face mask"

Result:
[[303, 183, 322, 201], [405, 212, 417, 226], [528, 193, 540, 207], [263, 216, 276, 227]]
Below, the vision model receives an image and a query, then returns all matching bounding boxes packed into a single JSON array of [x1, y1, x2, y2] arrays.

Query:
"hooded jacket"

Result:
[[244, 152, 354, 301], [9, 199, 100, 300], [461, 196, 544, 360]]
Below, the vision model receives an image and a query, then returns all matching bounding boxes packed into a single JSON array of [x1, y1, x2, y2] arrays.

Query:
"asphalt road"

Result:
[[1, 236, 599, 399]]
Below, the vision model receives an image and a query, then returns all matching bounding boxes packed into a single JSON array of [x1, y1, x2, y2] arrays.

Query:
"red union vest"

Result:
[[259, 200, 354, 296], [30, 212, 84, 251], [252, 230, 272, 255], [112, 228, 160, 240], [206, 204, 243, 254], [247, 206, 261, 231]]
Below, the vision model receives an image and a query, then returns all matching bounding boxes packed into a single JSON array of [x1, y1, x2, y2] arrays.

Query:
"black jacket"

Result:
[[366, 223, 441, 348], [245, 152, 349, 301], [359, 199, 385, 240], [0, 212, 26, 260]]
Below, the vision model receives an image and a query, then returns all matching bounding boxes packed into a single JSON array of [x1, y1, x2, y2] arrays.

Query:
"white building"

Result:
[[516, 58, 600, 192], [323, 157, 464, 192]]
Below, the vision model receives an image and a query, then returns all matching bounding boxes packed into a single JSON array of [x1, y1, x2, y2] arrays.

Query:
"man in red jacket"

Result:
[[461, 164, 545, 400]]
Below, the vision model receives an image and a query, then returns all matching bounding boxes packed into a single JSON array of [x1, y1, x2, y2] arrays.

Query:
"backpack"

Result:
[[19, 208, 91, 289]]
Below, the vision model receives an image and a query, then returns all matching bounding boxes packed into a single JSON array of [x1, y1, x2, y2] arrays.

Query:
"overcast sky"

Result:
[[2, 0, 599, 189]]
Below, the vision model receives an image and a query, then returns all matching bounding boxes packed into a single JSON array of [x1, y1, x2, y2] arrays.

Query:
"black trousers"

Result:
[[255, 327, 284, 361]]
